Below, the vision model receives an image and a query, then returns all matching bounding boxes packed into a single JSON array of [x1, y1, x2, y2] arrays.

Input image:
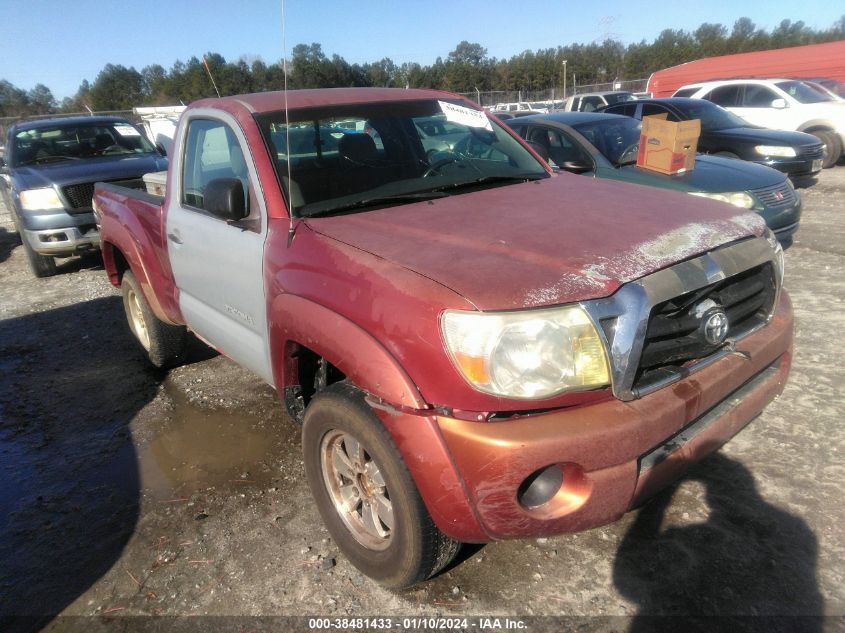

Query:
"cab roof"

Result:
[[191, 87, 466, 115]]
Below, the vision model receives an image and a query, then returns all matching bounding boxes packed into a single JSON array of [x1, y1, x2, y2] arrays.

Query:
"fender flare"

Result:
[[101, 238, 180, 325], [269, 293, 427, 410]]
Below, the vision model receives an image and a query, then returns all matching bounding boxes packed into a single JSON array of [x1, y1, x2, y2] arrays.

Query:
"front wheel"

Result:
[[810, 130, 842, 169], [21, 235, 57, 278], [121, 270, 187, 368], [302, 382, 460, 588]]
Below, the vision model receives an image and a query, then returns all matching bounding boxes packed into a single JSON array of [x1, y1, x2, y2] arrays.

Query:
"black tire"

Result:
[[9, 206, 23, 237], [21, 235, 57, 278], [810, 130, 842, 169], [120, 270, 187, 368], [302, 382, 460, 589]]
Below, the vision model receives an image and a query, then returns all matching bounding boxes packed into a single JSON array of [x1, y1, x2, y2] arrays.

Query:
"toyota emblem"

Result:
[[701, 308, 730, 345]]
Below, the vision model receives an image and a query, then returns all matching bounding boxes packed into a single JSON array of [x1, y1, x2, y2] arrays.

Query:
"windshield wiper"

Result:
[[432, 174, 546, 192], [19, 155, 80, 166], [303, 191, 451, 217]]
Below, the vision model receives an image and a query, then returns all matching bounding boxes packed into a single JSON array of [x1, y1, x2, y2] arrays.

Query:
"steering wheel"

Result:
[[455, 136, 496, 160], [423, 156, 460, 177], [101, 145, 125, 155], [618, 142, 639, 164]]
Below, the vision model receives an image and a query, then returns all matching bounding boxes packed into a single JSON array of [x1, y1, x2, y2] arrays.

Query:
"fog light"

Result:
[[518, 464, 564, 508]]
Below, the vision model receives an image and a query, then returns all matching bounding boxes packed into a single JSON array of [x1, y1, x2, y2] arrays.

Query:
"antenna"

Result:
[[202, 55, 222, 98], [282, 0, 296, 247]]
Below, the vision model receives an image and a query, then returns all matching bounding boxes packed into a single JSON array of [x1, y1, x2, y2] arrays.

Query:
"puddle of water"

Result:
[[135, 382, 283, 499]]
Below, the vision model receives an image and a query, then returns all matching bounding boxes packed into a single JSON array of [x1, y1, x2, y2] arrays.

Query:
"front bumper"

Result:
[[760, 193, 801, 244], [755, 156, 822, 178], [395, 291, 793, 542], [23, 225, 100, 256]]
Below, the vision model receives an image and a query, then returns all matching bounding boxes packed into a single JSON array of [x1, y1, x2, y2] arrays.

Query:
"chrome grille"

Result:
[[797, 144, 824, 159], [582, 237, 778, 401], [634, 263, 777, 393], [751, 182, 795, 208], [62, 182, 96, 209]]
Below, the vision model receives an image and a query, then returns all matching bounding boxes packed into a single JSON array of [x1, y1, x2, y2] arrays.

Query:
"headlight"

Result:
[[689, 191, 755, 209], [764, 228, 785, 288], [19, 187, 64, 211], [441, 305, 610, 399], [754, 145, 796, 158]]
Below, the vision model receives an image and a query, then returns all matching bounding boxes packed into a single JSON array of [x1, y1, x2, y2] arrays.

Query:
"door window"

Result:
[[641, 104, 679, 121], [704, 85, 742, 107], [526, 127, 591, 169], [743, 85, 779, 107], [182, 119, 251, 215], [608, 103, 637, 117]]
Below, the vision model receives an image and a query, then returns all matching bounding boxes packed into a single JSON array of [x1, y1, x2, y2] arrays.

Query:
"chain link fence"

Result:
[[458, 78, 649, 109]]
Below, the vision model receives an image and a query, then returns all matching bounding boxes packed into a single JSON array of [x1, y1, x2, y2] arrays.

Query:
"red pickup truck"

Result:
[[93, 88, 793, 588]]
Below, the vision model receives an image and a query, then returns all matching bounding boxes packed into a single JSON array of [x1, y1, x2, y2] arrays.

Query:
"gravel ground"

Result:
[[0, 169, 843, 633]]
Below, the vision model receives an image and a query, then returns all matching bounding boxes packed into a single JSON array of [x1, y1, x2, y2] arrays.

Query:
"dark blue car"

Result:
[[600, 98, 824, 185], [0, 116, 167, 276]]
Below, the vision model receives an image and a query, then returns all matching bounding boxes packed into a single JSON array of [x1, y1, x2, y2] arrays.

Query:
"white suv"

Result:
[[674, 79, 845, 168]]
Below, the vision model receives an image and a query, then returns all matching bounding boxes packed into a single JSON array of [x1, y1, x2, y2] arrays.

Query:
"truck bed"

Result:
[[94, 180, 182, 324]]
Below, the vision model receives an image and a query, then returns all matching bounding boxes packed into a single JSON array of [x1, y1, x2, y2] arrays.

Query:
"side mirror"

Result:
[[155, 142, 167, 157], [770, 98, 788, 109], [527, 140, 550, 162], [560, 159, 593, 174], [204, 178, 247, 221]]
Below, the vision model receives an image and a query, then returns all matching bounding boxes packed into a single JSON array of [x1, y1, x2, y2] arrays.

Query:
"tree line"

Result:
[[2, 16, 844, 117]]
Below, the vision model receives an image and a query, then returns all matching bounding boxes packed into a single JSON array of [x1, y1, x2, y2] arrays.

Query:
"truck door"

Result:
[[165, 112, 273, 384]]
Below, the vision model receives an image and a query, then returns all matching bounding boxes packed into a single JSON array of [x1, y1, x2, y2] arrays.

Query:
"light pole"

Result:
[[562, 60, 568, 102]]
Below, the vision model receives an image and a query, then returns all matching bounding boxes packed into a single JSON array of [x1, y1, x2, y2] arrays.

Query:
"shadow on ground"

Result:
[[0, 226, 20, 263], [0, 296, 162, 632], [613, 449, 824, 633]]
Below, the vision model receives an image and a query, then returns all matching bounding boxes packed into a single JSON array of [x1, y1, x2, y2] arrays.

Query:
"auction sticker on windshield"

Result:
[[114, 125, 141, 136], [438, 100, 492, 131]]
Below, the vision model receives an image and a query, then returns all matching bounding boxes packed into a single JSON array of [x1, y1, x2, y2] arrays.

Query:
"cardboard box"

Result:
[[636, 114, 700, 175]]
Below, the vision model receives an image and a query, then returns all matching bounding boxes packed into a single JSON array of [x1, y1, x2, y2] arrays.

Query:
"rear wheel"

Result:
[[810, 130, 842, 169], [302, 382, 460, 588], [21, 236, 57, 278], [121, 270, 187, 368]]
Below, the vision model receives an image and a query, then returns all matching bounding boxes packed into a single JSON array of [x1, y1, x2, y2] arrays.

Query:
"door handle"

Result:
[[167, 232, 183, 245]]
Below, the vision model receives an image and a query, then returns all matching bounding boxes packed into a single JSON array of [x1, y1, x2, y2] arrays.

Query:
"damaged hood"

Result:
[[307, 174, 764, 310]]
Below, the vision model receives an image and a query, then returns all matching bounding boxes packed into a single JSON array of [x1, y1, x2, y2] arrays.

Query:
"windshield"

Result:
[[674, 100, 750, 131], [605, 92, 637, 105], [571, 118, 642, 166], [775, 81, 833, 104], [12, 121, 156, 166], [255, 99, 548, 217]]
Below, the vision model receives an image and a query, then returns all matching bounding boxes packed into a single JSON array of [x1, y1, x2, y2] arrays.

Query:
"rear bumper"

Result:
[[395, 291, 793, 542]]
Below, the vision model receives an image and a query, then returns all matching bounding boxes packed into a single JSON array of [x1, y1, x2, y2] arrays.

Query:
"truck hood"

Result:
[[11, 153, 167, 190], [617, 154, 785, 193], [307, 174, 765, 310]]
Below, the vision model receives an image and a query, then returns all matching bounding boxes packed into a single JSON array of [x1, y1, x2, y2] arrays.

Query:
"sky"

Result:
[[0, 0, 841, 100]]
